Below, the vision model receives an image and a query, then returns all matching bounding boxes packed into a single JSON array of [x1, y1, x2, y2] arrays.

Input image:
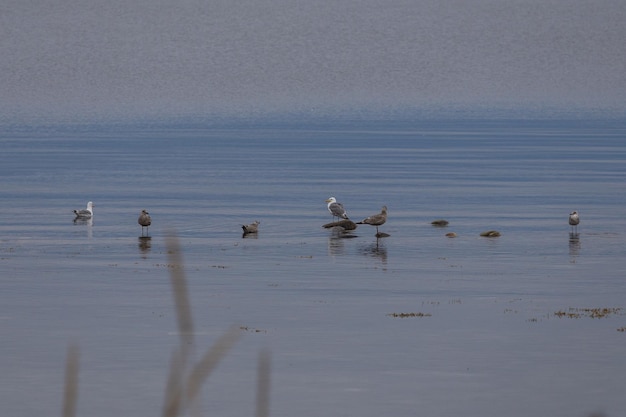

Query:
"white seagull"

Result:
[[325, 196, 349, 220], [569, 211, 580, 232], [73, 201, 94, 218]]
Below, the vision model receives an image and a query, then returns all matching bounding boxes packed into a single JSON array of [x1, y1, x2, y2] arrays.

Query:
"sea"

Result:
[[1, 116, 625, 417]]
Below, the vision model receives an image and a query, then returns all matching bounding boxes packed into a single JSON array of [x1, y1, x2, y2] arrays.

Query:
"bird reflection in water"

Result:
[[327, 228, 357, 256], [569, 233, 581, 259], [73, 217, 93, 238], [138, 236, 152, 256], [359, 238, 388, 265], [73, 216, 92, 226]]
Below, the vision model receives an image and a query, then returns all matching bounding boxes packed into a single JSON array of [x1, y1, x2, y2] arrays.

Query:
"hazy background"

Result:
[[1, 0, 625, 124]]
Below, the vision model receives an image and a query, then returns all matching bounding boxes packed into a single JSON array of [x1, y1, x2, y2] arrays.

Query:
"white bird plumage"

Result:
[[569, 211, 579, 233], [325, 196, 349, 220], [73, 201, 93, 218]]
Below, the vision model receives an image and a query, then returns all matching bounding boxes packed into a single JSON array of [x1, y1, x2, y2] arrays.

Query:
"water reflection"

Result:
[[359, 238, 388, 265], [327, 228, 357, 256], [138, 236, 152, 256], [73, 217, 92, 226], [73, 217, 93, 238], [569, 233, 581, 258], [242, 232, 259, 239]]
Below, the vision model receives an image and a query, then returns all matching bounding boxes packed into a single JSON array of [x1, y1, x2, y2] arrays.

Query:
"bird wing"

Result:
[[329, 202, 347, 217]]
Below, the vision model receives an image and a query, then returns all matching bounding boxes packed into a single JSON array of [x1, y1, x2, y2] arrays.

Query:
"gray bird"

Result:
[[73, 201, 94, 218], [357, 206, 387, 236], [138, 209, 152, 236], [242, 220, 260, 234], [325, 196, 349, 220]]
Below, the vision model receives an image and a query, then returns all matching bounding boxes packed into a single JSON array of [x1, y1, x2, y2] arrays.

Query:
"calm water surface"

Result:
[[1, 118, 625, 417]]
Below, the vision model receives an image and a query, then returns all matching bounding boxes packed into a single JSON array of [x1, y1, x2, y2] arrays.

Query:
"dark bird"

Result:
[[569, 211, 580, 233], [242, 220, 260, 234], [357, 205, 388, 237], [73, 201, 93, 218], [138, 209, 152, 236], [325, 196, 349, 220]]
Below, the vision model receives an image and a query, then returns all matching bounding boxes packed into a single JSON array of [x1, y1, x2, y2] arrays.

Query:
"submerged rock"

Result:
[[322, 219, 357, 231], [480, 230, 501, 237], [431, 219, 449, 226]]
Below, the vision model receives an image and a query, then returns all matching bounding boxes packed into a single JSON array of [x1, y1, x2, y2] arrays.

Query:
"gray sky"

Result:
[[2, 0, 625, 123]]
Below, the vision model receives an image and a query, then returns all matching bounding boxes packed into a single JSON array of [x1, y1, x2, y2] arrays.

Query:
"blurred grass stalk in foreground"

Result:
[[61, 233, 274, 417]]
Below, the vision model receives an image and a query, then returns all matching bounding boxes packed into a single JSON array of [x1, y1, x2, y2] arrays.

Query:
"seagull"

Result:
[[242, 220, 260, 234], [569, 211, 579, 233], [357, 206, 387, 236], [138, 210, 152, 236], [325, 197, 349, 220], [73, 201, 93, 218]]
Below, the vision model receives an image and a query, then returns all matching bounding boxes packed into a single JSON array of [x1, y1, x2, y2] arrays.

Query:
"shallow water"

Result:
[[1, 118, 625, 417]]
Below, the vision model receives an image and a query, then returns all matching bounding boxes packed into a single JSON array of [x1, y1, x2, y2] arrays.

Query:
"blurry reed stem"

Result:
[[166, 233, 195, 353], [256, 349, 272, 417], [161, 349, 185, 417], [163, 233, 195, 415], [163, 233, 242, 417], [186, 325, 242, 404], [62, 343, 80, 417]]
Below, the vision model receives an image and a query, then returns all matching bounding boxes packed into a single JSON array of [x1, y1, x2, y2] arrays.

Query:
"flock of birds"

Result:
[[72, 199, 580, 239]]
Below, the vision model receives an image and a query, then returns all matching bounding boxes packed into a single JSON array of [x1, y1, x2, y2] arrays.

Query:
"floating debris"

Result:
[[431, 219, 449, 226], [480, 230, 501, 237], [239, 326, 267, 334], [554, 307, 623, 319], [445, 232, 457, 238], [387, 312, 432, 318]]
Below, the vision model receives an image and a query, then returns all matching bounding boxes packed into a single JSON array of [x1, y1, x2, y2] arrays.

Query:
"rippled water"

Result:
[[1, 118, 625, 417]]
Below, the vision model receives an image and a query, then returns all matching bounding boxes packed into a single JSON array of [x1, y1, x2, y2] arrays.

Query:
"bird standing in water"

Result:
[[138, 210, 152, 236], [357, 205, 388, 237], [569, 211, 579, 233]]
